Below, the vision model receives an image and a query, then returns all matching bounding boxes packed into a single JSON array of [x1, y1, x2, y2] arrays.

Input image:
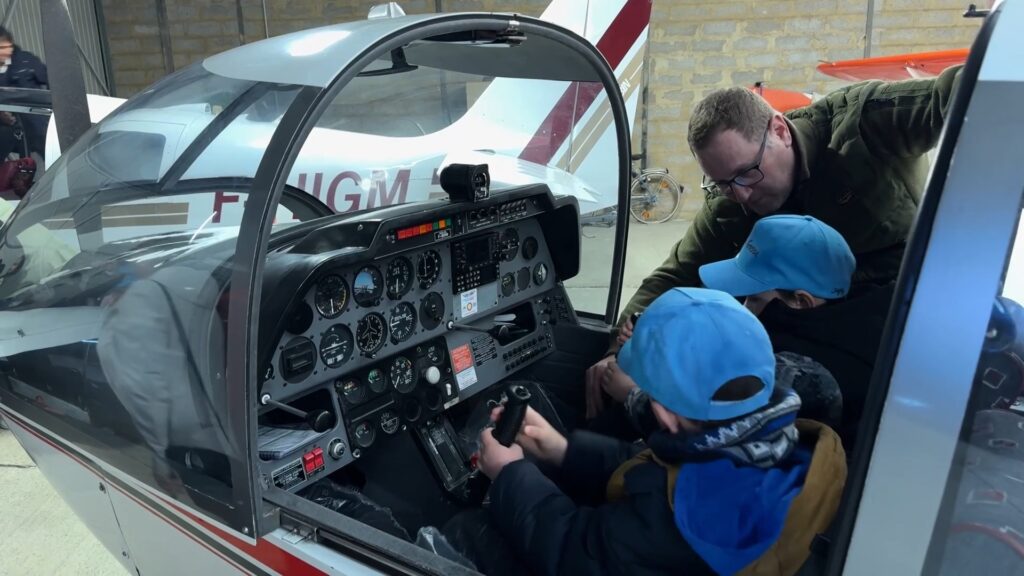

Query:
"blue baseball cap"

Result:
[[618, 288, 775, 422], [698, 215, 856, 299]]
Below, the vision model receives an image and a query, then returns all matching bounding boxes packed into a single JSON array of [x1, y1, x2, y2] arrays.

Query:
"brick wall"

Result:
[[101, 0, 547, 98], [102, 0, 983, 220]]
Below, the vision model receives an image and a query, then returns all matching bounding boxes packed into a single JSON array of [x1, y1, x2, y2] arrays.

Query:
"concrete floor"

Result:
[[0, 424, 127, 576], [0, 218, 691, 575]]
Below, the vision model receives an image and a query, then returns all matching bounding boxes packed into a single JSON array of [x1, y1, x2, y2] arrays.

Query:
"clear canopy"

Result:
[[0, 12, 626, 538]]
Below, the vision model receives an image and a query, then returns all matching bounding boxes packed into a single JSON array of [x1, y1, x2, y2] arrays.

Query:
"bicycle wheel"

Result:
[[629, 171, 681, 224]]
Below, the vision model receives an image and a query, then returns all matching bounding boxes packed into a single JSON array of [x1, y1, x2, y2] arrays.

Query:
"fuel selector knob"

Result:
[[423, 365, 441, 385]]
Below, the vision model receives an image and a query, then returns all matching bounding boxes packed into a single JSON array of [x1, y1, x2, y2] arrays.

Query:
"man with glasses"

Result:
[[586, 65, 962, 398]]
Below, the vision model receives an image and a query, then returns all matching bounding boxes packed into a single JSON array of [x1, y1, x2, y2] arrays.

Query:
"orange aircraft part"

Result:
[[748, 85, 814, 112], [816, 48, 969, 82]]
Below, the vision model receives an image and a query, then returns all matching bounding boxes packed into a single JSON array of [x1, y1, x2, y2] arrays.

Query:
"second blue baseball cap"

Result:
[[618, 288, 775, 422], [698, 215, 856, 299]]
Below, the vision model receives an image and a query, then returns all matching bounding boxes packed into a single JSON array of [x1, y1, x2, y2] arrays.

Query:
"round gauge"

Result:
[[389, 302, 417, 343], [419, 292, 445, 330], [425, 343, 444, 364], [353, 420, 376, 448], [356, 312, 387, 355], [386, 257, 414, 300], [353, 266, 384, 307], [522, 236, 539, 260], [517, 267, 531, 291], [501, 272, 515, 297], [380, 409, 401, 435], [315, 274, 349, 318], [319, 324, 354, 368], [338, 378, 366, 405], [390, 356, 416, 393], [500, 228, 520, 262], [417, 250, 442, 289], [533, 262, 548, 286], [366, 368, 388, 395]]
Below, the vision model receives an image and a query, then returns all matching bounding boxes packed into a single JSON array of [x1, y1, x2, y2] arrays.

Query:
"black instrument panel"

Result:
[[257, 188, 580, 494], [263, 216, 557, 402]]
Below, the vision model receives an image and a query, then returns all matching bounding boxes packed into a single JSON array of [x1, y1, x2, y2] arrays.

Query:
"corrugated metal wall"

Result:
[[0, 0, 109, 95]]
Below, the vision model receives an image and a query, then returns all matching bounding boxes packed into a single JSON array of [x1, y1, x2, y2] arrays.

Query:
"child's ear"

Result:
[[792, 290, 818, 309]]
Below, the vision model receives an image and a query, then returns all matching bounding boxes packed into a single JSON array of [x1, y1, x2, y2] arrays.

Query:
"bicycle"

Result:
[[578, 154, 684, 227], [628, 153, 682, 224]]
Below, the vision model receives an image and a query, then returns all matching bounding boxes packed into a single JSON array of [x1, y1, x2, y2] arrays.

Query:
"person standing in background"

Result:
[[0, 27, 48, 160]]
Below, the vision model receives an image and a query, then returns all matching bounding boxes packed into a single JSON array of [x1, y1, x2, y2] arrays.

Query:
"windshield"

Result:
[[287, 46, 615, 216], [0, 64, 305, 533]]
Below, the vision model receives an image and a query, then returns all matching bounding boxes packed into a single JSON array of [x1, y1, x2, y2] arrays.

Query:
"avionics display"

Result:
[[451, 233, 499, 293]]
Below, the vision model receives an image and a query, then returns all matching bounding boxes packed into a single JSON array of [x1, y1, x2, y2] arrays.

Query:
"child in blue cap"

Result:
[[477, 287, 846, 576], [699, 214, 893, 446], [698, 214, 857, 316]]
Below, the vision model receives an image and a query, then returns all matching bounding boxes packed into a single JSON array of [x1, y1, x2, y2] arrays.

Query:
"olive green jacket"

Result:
[[617, 65, 962, 333]]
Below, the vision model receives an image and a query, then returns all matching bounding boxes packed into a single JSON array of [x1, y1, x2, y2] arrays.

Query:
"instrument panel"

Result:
[[261, 217, 556, 401], [256, 191, 576, 494]]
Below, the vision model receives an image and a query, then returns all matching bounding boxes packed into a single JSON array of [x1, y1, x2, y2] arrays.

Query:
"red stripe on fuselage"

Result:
[[165, 498, 327, 576], [519, 0, 651, 165]]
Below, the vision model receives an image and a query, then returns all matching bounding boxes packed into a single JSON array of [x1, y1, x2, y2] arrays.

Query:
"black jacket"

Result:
[[0, 47, 49, 156], [488, 430, 714, 576], [758, 282, 894, 445], [0, 47, 48, 90]]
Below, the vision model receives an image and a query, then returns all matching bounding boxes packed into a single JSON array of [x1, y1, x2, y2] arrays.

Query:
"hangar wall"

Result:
[[101, 0, 982, 220]]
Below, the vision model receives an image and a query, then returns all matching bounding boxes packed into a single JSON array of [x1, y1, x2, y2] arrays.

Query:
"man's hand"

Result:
[[507, 406, 568, 466], [616, 316, 635, 346], [602, 359, 638, 403], [478, 425, 524, 480], [585, 355, 614, 419]]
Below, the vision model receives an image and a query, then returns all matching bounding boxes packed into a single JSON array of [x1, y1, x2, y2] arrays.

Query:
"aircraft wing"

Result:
[[749, 85, 816, 112], [816, 48, 969, 82]]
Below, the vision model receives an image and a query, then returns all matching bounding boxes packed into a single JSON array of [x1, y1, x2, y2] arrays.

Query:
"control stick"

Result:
[[492, 385, 531, 447], [260, 394, 333, 433]]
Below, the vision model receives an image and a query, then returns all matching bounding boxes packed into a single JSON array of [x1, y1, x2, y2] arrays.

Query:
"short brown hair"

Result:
[[711, 375, 766, 402], [687, 87, 774, 153], [699, 376, 768, 427]]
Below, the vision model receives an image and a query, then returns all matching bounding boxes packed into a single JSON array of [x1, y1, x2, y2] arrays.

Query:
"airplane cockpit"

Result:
[[252, 177, 582, 506], [0, 9, 631, 574]]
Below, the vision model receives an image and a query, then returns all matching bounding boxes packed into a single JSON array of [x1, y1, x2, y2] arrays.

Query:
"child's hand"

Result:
[[478, 426, 524, 479], [515, 407, 568, 466], [602, 359, 638, 403]]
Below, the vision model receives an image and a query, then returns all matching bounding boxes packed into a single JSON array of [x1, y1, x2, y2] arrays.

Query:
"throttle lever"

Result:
[[260, 393, 333, 433]]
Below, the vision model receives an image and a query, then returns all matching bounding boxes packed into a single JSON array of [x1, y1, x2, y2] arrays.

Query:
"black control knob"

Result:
[[308, 409, 333, 433], [493, 385, 531, 447]]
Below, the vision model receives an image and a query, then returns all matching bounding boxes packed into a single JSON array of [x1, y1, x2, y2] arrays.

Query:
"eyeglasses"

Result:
[[700, 119, 772, 198]]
